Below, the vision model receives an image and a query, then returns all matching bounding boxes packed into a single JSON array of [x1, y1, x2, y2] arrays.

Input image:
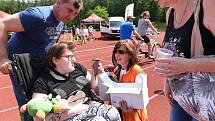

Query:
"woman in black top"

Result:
[[154, 0, 215, 120], [32, 41, 121, 121]]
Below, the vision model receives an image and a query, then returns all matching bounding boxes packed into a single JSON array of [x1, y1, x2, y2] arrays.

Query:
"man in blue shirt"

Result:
[[120, 16, 144, 41], [120, 16, 155, 58], [0, 0, 83, 120]]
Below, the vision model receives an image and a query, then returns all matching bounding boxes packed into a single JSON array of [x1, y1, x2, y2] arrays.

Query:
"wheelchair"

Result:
[[12, 53, 48, 100]]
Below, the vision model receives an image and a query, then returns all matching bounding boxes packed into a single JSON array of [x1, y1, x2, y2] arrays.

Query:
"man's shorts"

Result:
[[141, 35, 150, 43]]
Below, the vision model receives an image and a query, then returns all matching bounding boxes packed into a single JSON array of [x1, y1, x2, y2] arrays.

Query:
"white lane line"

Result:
[[0, 94, 162, 114], [149, 91, 164, 100], [0, 86, 12, 90], [0, 106, 18, 113], [76, 45, 114, 53]]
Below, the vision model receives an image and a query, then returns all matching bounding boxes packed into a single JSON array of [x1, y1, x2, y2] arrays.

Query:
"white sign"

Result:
[[125, 3, 134, 21]]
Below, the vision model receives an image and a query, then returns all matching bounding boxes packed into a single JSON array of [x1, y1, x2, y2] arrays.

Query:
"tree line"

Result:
[[0, 0, 167, 27]]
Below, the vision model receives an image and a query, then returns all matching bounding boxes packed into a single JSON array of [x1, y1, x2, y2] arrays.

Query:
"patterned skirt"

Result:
[[66, 101, 121, 121], [169, 72, 215, 121]]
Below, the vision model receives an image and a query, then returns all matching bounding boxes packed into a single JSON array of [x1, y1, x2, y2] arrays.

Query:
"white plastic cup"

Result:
[[155, 48, 175, 80], [156, 48, 174, 59]]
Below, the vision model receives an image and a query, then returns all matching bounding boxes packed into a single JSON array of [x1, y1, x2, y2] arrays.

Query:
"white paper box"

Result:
[[97, 72, 117, 100], [107, 82, 149, 109], [97, 72, 149, 109]]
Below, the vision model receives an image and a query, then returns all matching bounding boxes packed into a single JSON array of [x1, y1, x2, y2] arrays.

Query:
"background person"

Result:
[[120, 16, 144, 41], [137, 11, 159, 58], [32, 41, 121, 121], [0, 0, 83, 120], [74, 26, 81, 41], [88, 25, 94, 40], [154, 0, 215, 120], [79, 26, 87, 44]]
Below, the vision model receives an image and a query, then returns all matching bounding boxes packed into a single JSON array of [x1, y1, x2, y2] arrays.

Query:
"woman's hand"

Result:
[[45, 103, 89, 121], [119, 100, 136, 112], [154, 57, 191, 77]]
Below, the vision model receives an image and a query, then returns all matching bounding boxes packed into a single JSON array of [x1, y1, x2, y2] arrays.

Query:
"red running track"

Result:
[[0, 32, 170, 121]]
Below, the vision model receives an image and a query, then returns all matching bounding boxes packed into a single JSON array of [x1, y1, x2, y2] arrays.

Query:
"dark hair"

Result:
[[47, 41, 76, 70], [112, 40, 138, 68], [62, 0, 83, 10]]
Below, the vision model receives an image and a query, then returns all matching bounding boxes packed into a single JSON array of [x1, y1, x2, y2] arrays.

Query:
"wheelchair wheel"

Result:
[[151, 42, 162, 57]]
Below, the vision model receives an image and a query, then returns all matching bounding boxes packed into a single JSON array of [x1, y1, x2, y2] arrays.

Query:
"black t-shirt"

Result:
[[33, 62, 89, 99], [163, 9, 194, 58]]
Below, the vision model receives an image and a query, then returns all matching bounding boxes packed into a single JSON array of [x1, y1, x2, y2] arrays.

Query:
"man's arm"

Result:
[[0, 13, 24, 74]]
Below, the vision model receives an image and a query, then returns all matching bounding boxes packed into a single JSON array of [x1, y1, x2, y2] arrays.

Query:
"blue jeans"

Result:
[[170, 101, 198, 121], [10, 74, 26, 107], [10, 74, 32, 121]]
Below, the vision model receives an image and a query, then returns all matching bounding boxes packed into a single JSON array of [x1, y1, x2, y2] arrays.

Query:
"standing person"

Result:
[[83, 26, 89, 41], [110, 40, 149, 121], [79, 26, 86, 44], [137, 11, 159, 58], [32, 41, 121, 121], [154, 0, 215, 120], [71, 25, 76, 37], [88, 25, 93, 40], [120, 16, 144, 41], [0, 0, 83, 117], [74, 26, 80, 41]]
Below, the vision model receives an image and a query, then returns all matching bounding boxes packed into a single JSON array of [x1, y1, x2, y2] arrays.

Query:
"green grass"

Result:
[[152, 21, 166, 32]]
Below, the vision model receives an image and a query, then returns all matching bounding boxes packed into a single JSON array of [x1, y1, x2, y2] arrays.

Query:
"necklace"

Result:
[[174, 0, 189, 25]]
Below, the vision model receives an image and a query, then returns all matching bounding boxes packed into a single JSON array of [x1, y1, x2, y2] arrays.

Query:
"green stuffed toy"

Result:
[[20, 94, 65, 121], [20, 91, 87, 121]]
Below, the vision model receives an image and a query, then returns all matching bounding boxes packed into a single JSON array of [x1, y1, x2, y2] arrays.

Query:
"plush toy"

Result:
[[20, 94, 65, 121], [20, 91, 87, 120]]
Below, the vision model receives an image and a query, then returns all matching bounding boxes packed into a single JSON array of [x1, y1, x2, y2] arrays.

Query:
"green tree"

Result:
[[0, 0, 167, 29], [85, 6, 109, 20]]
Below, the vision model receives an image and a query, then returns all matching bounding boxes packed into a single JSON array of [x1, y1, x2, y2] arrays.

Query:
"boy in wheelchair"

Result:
[[14, 41, 121, 121]]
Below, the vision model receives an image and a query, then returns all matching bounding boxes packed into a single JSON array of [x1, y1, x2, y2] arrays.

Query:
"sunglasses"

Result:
[[114, 50, 128, 54], [60, 54, 74, 61]]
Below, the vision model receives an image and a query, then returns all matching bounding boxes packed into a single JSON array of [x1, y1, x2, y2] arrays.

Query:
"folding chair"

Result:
[[12, 53, 48, 100]]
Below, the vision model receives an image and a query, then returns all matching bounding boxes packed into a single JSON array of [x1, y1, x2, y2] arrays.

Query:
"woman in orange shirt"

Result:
[[111, 40, 149, 121]]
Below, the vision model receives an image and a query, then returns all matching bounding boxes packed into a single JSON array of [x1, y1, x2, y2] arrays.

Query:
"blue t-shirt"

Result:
[[7, 6, 64, 59], [120, 21, 135, 40]]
